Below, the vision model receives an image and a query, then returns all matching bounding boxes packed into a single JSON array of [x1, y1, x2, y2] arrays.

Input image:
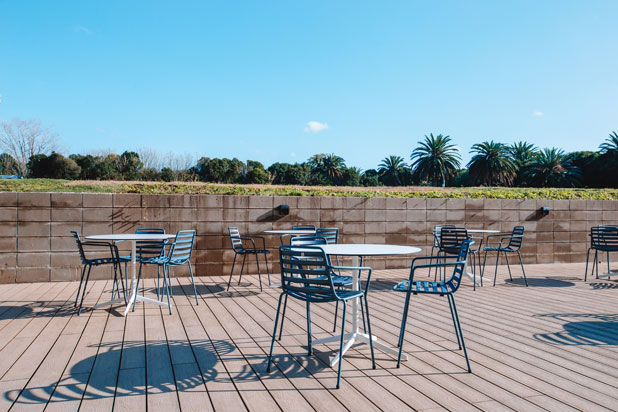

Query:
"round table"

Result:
[[86, 234, 176, 316], [263, 230, 316, 235], [313, 243, 421, 366], [465, 229, 500, 285]]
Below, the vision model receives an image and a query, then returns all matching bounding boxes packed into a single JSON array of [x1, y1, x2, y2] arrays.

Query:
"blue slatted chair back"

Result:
[[169, 230, 195, 263], [506, 226, 525, 250], [591, 225, 618, 251], [444, 240, 472, 293], [290, 235, 327, 246], [316, 228, 339, 244], [279, 245, 337, 303], [292, 224, 316, 231], [440, 227, 468, 254], [228, 227, 245, 252], [135, 228, 166, 260], [71, 230, 87, 263]]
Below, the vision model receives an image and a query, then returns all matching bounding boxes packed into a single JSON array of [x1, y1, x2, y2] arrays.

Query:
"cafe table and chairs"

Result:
[[312, 243, 421, 366], [85, 232, 176, 316]]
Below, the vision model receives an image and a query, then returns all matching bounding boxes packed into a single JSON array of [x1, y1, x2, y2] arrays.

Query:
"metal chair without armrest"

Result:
[[585, 225, 618, 281], [267, 245, 375, 389], [481, 225, 528, 286], [118, 228, 166, 294], [71, 231, 124, 315], [428, 225, 455, 279], [435, 227, 468, 282], [292, 224, 316, 231], [392, 240, 473, 372], [227, 227, 271, 292], [148, 230, 198, 314]]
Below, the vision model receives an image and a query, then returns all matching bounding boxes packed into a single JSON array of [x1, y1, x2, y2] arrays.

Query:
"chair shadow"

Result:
[[6, 338, 326, 406], [164, 283, 224, 296], [508, 277, 576, 287], [533, 313, 618, 345], [589, 281, 618, 290], [0, 303, 75, 319]]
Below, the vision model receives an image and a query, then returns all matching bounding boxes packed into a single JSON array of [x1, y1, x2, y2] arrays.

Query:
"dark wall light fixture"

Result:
[[541, 207, 550, 216], [277, 205, 290, 216]]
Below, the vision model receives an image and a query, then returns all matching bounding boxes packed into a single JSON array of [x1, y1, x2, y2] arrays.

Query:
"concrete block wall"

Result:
[[0, 192, 616, 283]]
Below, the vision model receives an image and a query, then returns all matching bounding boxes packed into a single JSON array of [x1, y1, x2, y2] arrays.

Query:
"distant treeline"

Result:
[[1, 119, 617, 188]]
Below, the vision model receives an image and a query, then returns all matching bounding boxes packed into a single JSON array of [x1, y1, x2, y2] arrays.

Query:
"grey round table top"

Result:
[[315, 243, 421, 256], [263, 230, 316, 235], [85, 234, 176, 241], [466, 229, 500, 234]]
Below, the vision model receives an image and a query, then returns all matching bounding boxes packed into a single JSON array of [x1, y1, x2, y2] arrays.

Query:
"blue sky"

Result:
[[1, 0, 617, 169]]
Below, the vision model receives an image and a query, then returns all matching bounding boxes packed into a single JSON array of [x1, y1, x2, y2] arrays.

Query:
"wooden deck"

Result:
[[0, 262, 617, 411]]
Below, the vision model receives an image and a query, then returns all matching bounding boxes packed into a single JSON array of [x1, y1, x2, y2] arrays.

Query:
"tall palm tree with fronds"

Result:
[[508, 141, 538, 186], [467, 141, 516, 186], [410, 134, 461, 186], [600, 131, 618, 155], [524, 148, 582, 187], [307, 153, 346, 185], [378, 155, 407, 186]]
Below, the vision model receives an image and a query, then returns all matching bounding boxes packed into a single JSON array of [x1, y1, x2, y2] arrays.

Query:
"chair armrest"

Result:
[[239, 236, 257, 250], [330, 266, 373, 295]]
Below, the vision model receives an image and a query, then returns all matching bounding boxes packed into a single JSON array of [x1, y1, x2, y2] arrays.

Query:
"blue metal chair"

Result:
[[428, 225, 455, 280], [292, 224, 316, 231], [316, 227, 339, 243], [227, 227, 271, 292], [481, 226, 528, 286], [71, 231, 124, 315], [267, 244, 375, 389], [148, 230, 198, 314], [434, 227, 468, 282], [392, 240, 472, 371], [118, 228, 166, 294], [585, 225, 618, 281], [276, 235, 361, 337]]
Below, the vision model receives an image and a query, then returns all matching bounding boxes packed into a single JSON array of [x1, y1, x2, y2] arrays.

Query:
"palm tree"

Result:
[[378, 155, 407, 186], [524, 148, 582, 187], [508, 141, 538, 187], [410, 134, 461, 186], [600, 131, 618, 155], [307, 153, 346, 185], [467, 141, 516, 186]]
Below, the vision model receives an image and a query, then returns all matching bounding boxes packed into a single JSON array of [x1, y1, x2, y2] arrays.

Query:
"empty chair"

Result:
[[227, 227, 271, 292], [393, 240, 473, 371], [434, 227, 468, 281], [148, 230, 199, 314], [292, 224, 316, 231], [267, 244, 375, 389], [316, 227, 339, 244], [481, 225, 528, 286], [585, 225, 618, 281], [118, 228, 166, 292], [71, 231, 124, 315]]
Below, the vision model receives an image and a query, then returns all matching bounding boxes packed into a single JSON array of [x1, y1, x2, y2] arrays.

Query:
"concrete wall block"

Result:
[[83, 208, 112, 222], [364, 222, 386, 234], [296, 209, 320, 222], [406, 209, 426, 222], [50, 267, 80, 281], [341, 209, 363, 222], [446, 209, 465, 222], [197, 209, 223, 222], [18, 193, 50, 207], [0, 253, 17, 268], [0, 193, 17, 207], [0, 222, 17, 237], [113, 194, 141, 208], [0, 268, 16, 283], [17, 252, 49, 268], [84, 222, 114, 236], [169, 208, 198, 222], [407, 198, 426, 210], [18, 237, 50, 252], [385, 198, 406, 210], [427, 198, 447, 210], [446, 198, 465, 210], [198, 195, 223, 209], [51, 236, 77, 252], [18, 222, 50, 237], [17, 268, 50, 282], [51, 252, 81, 268], [83, 193, 112, 208], [386, 210, 406, 221], [427, 209, 446, 221], [465, 199, 484, 210], [142, 207, 171, 222], [365, 198, 386, 210], [51, 193, 83, 208], [320, 209, 343, 222], [0, 208, 17, 221], [18, 208, 51, 222], [169, 194, 199, 208], [0, 238, 17, 252], [385, 222, 406, 234], [52, 208, 82, 222], [343, 197, 365, 210]]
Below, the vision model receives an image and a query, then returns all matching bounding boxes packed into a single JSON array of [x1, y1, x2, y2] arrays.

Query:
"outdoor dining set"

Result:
[[69, 221, 535, 388]]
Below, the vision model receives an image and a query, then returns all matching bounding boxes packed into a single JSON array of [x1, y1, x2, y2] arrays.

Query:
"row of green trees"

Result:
[[1, 131, 617, 188]]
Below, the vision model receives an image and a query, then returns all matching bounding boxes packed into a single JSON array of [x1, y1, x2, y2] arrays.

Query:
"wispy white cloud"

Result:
[[532, 110, 544, 117], [304, 121, 328, 133], [74, 25, 93, 35], [290, 152, 296, 157]]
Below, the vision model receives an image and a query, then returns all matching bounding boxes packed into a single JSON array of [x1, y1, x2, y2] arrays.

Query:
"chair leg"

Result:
[[594, 250, 599, 279], [333, 300, 338, 333], [77, 265, 92, 315], [471, 253, 476, 291], [481, 250, 488, 278], [278, 294, 288, 341], [267, 293, 285, 373], [336, 301, 347, 389], [364, 295, 376, 369], [607, 251, 611, 280], [227, 253, 238, 291], [504, 252, 513, 281], [517, 251, 528, 286], [255, 253, 263, 292], [117, 261, 127, 304], [156, 264, 161, 300], [449, 294, 471, 372], [306, 301, 312, 356], [428, 246, 436, 278], [111, 263, 118, 300], [132, 263, 144, 312], [238, 254, 246, 285], [165, 265, 173, 315], [188, 261, 199, 305], [584, 248, 592, 281], [447, 294, 462, 349], [493, 250, 500, 286], [75, 265, 87, 307], [263, 252, 271, 285], [396, 287, 413, 368]]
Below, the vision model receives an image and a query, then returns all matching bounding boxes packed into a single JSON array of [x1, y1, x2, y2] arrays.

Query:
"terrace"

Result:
[[1, 263, 617, 411]]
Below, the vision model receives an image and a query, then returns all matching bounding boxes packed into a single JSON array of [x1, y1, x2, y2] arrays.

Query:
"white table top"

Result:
[[466, 229, 500, 234], [263, 230, 316, 235], [85, 234, 176, 241], [315, 243, 421, 256]]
